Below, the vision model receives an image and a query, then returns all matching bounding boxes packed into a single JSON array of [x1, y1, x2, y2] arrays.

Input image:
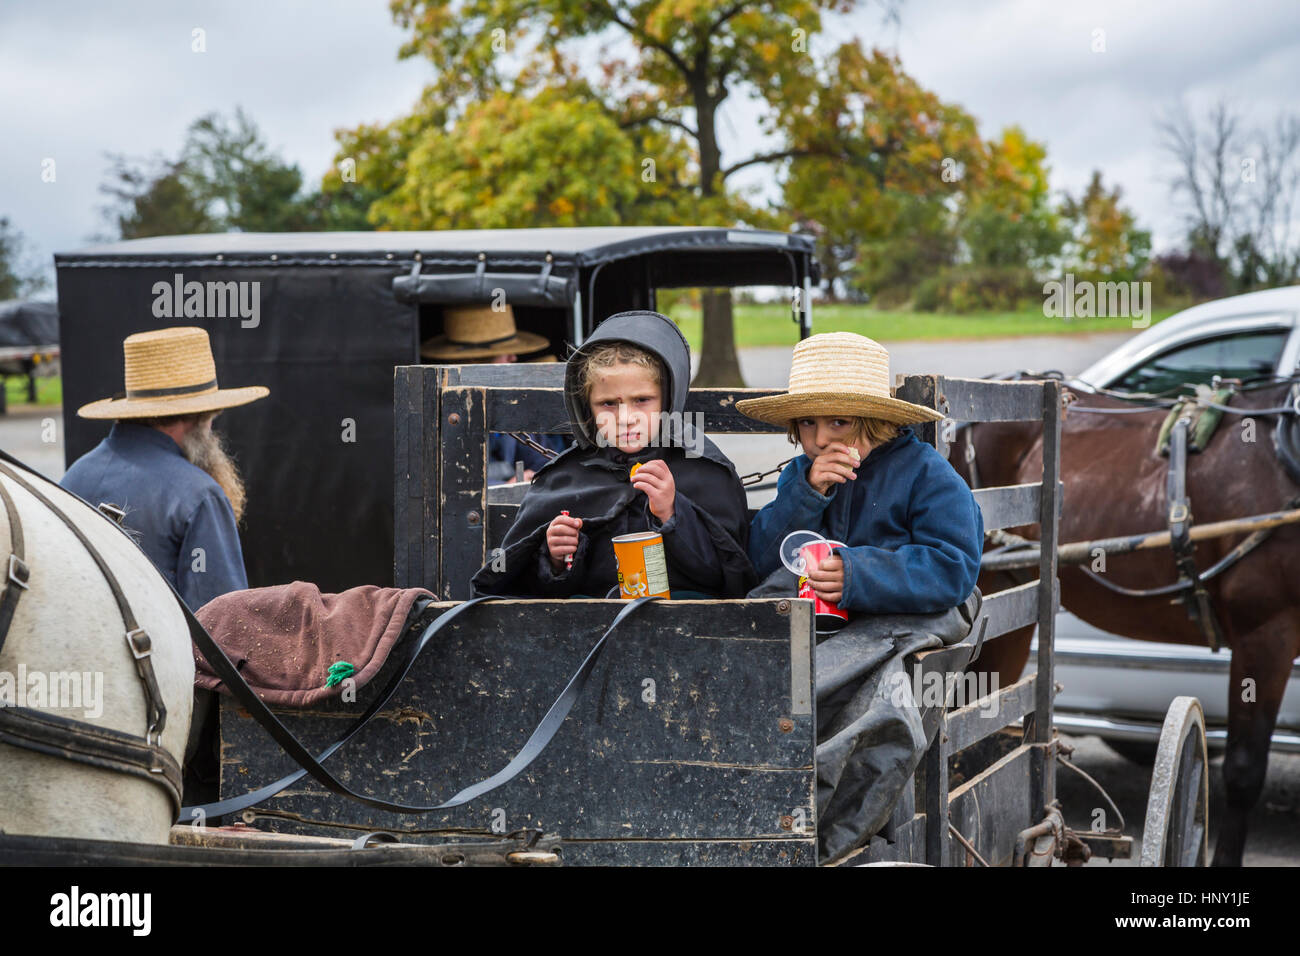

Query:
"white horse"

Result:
[[0, 460, 193, 846]]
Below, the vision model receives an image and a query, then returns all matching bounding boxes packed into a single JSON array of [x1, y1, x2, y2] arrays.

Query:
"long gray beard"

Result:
[[179, 423, 247, 524]]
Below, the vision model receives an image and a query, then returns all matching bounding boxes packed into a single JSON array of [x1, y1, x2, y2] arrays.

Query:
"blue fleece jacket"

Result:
[[748, 426, 983, 615]]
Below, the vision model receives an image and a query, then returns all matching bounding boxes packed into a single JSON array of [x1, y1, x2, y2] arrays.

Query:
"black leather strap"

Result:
[[182, 592, 659, 820], [0, 706, 183, 814], [0, 475, 28, 656], [1165, 419, 1226, 651]]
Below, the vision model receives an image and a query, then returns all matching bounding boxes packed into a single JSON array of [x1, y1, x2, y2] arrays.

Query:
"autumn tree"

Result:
[[335, 0, 902, 385], [1058, 170, 1150, 282], [782, 45, 984, 302]]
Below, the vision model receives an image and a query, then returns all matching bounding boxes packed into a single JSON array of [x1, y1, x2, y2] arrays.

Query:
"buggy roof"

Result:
[[57, 226, 815, 269]]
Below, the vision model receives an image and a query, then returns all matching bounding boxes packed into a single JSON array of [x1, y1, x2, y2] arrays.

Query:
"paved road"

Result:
[[0, 405, 65, 480], [1057, 734, 1300, 867]]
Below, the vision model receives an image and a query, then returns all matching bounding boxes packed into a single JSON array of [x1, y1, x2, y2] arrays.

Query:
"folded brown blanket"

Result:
[[193, 581, 432, 707]]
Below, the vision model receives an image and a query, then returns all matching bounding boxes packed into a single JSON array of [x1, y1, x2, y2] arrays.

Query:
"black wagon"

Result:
[[202, 362, 1208, 867], [54, 227, 819, 592]]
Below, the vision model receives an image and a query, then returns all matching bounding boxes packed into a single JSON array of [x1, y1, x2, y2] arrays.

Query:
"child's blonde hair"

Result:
[[785, 416, 899, 447], [580, 342, 665, 399]]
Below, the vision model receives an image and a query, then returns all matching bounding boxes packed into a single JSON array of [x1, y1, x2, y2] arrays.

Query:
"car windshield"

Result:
[[1110, 329, 1290, 393]]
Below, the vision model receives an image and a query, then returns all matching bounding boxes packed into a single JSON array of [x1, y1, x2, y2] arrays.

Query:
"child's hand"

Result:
[[546, 513, 583, 571], [807, 443, 860, 495], [806, 553, 845, 604], [631, 459, 676, 522]]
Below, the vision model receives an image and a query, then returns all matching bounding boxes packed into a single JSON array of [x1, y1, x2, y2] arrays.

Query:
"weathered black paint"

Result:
[[220, 598, 818, 864]]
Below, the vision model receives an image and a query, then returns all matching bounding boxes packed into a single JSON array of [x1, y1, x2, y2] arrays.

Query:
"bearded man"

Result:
[[60, 326, 268, 611]]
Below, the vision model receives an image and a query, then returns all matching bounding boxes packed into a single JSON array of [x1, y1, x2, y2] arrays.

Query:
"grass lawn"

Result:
[[669, 302, 1180, 350], [11, 302, 1179, 408], [4, 374, 62, 408]]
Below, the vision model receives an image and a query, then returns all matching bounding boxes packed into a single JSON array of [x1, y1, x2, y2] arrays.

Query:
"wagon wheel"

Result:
[[1139, 696, 1209, 867]]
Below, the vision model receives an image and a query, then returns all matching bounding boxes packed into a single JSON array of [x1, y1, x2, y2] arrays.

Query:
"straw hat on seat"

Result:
[[77, 326, 269, 420], [736, 332, 943, 427], [420, 304, 550, 360]]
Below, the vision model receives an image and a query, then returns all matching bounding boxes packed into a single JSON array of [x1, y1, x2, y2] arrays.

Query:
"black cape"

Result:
[[471, 311, 755, 599]]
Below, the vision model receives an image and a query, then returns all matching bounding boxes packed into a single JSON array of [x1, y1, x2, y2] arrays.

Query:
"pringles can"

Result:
[[780, 530, 849, 634], [612, 531, 672, 600], [796, 539, 849, 632]]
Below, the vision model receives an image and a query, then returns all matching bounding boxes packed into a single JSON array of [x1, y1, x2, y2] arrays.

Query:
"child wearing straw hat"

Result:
[[737, 332, 983, 615]]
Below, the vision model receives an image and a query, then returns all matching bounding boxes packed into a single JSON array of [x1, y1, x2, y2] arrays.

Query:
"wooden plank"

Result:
[[393, 366, 419, 589], [220, 599, 817, 857], [895, 374, 942, 455], [439, 387, 487, 599], [484, 387, 786, 433], [946, 743, 1037, 866], [420, 368, 453, 595], [436, 362, 566, 388], [979, 579, 1041, 638], [922, 710, 949, 865], [972, 483, 1041, 532], [938, 377, 1046, 423], [945, 674, 1038, 754], [1032, 380, 1062, 817]]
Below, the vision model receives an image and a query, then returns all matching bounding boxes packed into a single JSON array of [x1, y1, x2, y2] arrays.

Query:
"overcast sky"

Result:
[[3, 0, 1298, 293]]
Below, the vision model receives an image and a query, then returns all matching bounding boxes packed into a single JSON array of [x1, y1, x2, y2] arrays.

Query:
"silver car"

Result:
[[1035, 286, 1300, 759]]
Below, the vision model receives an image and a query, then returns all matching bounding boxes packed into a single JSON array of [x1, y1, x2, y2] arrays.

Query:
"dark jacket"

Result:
[[748, 427, 983, 614], [471, 311, 755, 599], [59, 422, 250, 611]]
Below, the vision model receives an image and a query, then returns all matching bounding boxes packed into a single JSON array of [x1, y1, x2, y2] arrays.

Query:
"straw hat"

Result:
[[77, 326, 269, 420], [736, 332, 943, 427], [420, 304, 550, 360]]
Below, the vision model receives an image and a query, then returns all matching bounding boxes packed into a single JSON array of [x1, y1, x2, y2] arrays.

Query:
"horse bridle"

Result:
[[965, 373, 1300, 652], [0, 459, 182, 813]]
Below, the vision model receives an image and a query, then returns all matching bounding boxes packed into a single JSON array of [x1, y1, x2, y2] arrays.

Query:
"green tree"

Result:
[[1058, 170, 1151, 282], [959, 126, 1064, 272], [99, 155, 216, 239], [101, 109, 368, 239], [0, 218, 49, 299]]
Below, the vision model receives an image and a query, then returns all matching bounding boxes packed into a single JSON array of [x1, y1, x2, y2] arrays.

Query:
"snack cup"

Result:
[[797, 540, 849, 633]]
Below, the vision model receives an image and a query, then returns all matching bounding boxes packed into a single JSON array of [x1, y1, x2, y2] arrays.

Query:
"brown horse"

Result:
[[951, 378, 1300, 867]]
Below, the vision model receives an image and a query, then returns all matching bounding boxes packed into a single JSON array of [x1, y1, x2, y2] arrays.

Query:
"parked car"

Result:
[[1036, 287, 1300, 759], [1073, 285, 1300, 393]]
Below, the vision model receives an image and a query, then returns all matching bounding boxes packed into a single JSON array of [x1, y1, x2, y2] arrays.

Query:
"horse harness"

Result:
[[0, 460, 182, 813], [966, 378, 1300, 653]]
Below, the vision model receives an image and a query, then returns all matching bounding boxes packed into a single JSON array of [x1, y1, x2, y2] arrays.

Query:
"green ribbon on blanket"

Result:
[[324, 660, 355, 688]]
